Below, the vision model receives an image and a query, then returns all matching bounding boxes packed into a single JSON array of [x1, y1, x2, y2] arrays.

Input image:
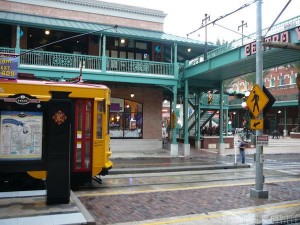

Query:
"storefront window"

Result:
[[109, 98, 143, 138]]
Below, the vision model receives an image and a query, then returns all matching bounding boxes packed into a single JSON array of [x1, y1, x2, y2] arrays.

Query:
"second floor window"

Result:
[[290, 74, 296, 84], [279, 76, 285, 86], [270, 78, 275, 87]]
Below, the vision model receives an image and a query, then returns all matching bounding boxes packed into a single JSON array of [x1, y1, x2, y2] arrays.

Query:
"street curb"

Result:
[[110, 164, 250, 175], [71, 191, 96, 225]]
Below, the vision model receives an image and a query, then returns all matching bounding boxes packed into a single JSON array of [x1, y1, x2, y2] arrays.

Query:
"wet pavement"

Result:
[[76, 137, 300, 224], [111, 136, 300, 160], [79, 181, 300, 225], [0, 136, 300, 225], [0, 190, 94, 225], [109, 200, 300, 225]]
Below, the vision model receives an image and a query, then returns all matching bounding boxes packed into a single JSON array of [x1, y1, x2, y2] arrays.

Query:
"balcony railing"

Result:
[[106, 57, 174, 75], [200, 93, 229, 106], [0, 47, 15, 54], [0, 48, 175, 77], [19, 49, 102, 69]]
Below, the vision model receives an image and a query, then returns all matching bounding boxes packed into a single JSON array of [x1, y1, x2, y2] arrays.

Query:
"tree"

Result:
[[215, 38, 229, 46]]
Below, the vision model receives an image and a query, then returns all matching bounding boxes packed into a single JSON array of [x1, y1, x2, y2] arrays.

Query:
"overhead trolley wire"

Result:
[[186, 0, 258, 38], [263, 0, 293, 38], [213, 23, 252, 40]]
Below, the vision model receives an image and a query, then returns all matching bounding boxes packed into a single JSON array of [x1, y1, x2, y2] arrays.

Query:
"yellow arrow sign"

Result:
[[246, 84, 269, 118], [250, 119, 264, 130]]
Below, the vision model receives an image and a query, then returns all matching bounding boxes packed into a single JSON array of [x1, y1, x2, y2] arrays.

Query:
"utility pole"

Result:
[[202, 14, 210, 60], [250, 0, 268, 199], [238, 20, 247, 45]]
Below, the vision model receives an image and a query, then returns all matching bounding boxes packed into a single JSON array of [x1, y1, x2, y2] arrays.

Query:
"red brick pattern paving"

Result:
[[79, 181, 300, 225]]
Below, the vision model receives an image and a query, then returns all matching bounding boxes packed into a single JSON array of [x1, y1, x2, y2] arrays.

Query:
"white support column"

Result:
[[170, 143, 179, 157]]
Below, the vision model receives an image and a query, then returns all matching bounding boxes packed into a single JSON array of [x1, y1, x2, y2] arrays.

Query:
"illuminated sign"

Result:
[[0, 53, 18, 79]]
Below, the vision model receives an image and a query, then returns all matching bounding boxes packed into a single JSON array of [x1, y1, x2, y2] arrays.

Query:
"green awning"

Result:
[[0, 11, 206, 47]]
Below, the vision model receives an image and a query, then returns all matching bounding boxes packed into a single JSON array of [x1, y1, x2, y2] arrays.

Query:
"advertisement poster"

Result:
[[111, 98, 124, 112], [0, 111, 43, 160], [0, 54, 18, 79]]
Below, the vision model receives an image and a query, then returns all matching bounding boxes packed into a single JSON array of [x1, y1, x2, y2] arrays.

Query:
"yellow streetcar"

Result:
[[0, 77, 112, 203]]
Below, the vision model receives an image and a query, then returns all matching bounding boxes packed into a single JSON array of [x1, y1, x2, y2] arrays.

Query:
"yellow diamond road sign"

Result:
[[250, 119, 264, 130], [246, 84, 269, 118]]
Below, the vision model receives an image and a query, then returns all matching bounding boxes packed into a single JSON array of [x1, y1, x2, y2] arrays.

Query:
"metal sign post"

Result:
[[250, 0, 268, 199]]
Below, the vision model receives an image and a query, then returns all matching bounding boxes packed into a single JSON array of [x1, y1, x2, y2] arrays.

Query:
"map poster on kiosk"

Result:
[[0, 111, 43, 160]]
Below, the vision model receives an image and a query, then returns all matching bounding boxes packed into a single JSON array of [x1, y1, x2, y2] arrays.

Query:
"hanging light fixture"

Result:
[[45, 29, 50, 35], [130, 92, 134, 98]]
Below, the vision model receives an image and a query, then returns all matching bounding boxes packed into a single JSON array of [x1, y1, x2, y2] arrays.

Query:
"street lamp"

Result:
[[242, 91, 250, 109], [275, 110, 282, 130], [245, 91, 250, 97], [241, 93, 251, 139], [242, 101, 247, 109], [228, 120, 233, 135]]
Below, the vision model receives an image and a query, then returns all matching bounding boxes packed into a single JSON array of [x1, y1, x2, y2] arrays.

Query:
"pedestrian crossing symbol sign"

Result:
[[246, 84, 269, 118]]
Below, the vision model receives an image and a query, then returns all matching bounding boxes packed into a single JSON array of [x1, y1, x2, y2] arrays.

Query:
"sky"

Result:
[[102, 0, 300, 44]]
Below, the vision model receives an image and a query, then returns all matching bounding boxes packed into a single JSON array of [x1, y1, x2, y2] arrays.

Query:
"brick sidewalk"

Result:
[[79, 181, 300, 225]]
